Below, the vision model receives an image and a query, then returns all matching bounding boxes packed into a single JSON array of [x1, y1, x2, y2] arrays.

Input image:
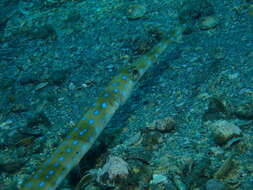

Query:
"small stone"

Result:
[[0, 120, 13, 130], [150, 174, 167, 185], [210, 120, 241, 145], [34, 82, 48, 91], [147, 116, 176, 133], [68, 82, 76, 90], [199, 16, 219, 30], [126, 4, 146, 20], [206, 179, 228, 190]]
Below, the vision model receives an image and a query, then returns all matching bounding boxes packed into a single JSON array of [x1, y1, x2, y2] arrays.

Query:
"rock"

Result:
[[27, 24, 56, 40], [0, 77, 14, 89], [0, 129, 27, 148], [147, 116, 176, 133], [179, 0, 214, 22], [11, 103, 28, 113], [126, 4, 146, 20], [203, 97, 228, 121], [34, 82, 48, 91], [210, 120, 241, 145], [0, 158, 26, 173], [150, 174, 167, 185], [26, 112, 51, 128], [234, 103, 253, 120], [19, 72, 40, 85], [206, 179, 228, 190], [0, 183, 19, 190], [199, 16, 219, 30], [96, 156, 129, 187], [49, 69, 69, 85]]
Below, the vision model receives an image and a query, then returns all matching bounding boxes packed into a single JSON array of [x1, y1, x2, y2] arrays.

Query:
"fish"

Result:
[[19, 27, 183, 190]]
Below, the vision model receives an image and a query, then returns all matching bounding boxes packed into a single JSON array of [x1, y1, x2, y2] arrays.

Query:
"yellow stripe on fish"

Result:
[[20, 27, 183, 190]]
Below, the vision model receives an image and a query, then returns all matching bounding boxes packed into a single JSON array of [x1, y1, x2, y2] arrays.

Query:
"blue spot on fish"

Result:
[[93, 110, 99, 115], [66, 148, 72, 153], [81, 116, 86, 121], [49, 170, 54, 175], [113, 88, 119, 93], [122, 91, 126, 97], [53, 162, 59, 167], [79, 129, 88, 135], [101, 102, 107, 108], [89, 119, 94, 124], [112, 82, 118, 87], [39, 181, 45, 187], [122, 75, 127, 80], [59, 156, 64, 161], [104, 93, 109, 97], [147, 60, 152, 65], [73, 140, 78, 145]]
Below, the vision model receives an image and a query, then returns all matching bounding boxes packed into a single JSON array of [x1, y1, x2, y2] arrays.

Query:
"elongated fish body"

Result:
[[20, 28, 182, 190]]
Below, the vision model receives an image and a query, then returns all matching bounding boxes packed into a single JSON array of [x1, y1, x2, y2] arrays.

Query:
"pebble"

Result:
[[210, 120, 242, 145], [126, 4, 146, 20], [34, 82, 48, 91], [150, 174, 167, 185], [0, 120, 13, 130], [199, 16, 219, 30], [147, 116, 176, 133]]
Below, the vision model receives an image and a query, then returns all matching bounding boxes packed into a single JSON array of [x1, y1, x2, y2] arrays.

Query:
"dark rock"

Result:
[[19, 72, 40, 85], [0, 77, 14, 89], [179, 0, 214, 23], [203, 98, 228, 121], [0, 158, 26, 173], [234, 103, 253, 120], [49, 69, 69, 85], [185, 157, 211, 187], [239, 180, 253, 190], [0, 183, 19, 190], [26, 24, 56, 40], [0, 129, 27, 148], [27, 112, 51, 128]]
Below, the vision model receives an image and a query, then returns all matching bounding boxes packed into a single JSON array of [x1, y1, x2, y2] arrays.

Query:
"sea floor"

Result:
[[0, 0, 253, 189]]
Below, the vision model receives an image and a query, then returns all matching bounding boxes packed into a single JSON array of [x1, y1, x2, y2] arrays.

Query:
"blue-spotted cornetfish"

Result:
[[20, 27, 183, 190]]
